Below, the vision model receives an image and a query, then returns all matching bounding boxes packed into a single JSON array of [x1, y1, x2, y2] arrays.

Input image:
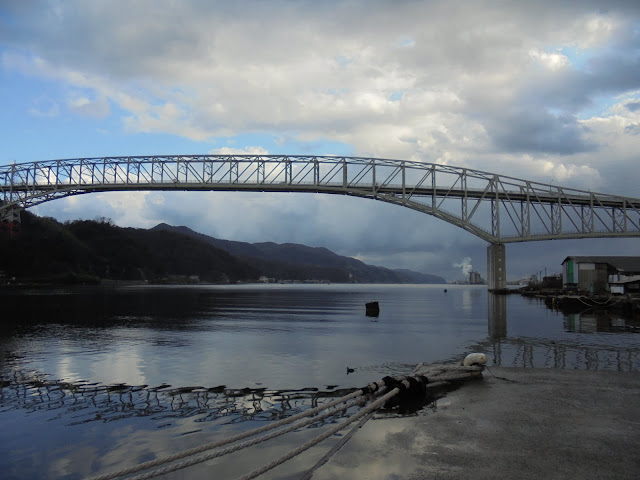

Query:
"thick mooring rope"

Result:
[[122, 390, 387, 480], [235, 387, 401, 480], [297, 411, 375, 480], [576, 295, 624, 308], [88, 381, 386, 480], [88, 363, 484, 480]]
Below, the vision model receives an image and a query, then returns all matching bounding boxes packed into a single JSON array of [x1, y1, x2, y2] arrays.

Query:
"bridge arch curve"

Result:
[[2, 155, 639, 245], [3, 155, 640, 291]]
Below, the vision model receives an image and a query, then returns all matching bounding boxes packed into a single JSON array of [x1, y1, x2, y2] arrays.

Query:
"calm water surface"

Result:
[[1, 284, 638, 479]]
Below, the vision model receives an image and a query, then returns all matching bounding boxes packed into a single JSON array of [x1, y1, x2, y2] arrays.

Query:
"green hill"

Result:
[[0, 212, 259, 284], [0, 213, 446, 285]]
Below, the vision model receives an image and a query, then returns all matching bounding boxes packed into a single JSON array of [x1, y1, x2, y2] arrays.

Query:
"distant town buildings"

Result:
[[469, 271, 485, 285], [451, 270, 486, 285]]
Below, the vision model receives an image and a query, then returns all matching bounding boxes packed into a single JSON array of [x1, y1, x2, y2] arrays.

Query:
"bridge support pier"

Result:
[[487, 243, 507, 293]]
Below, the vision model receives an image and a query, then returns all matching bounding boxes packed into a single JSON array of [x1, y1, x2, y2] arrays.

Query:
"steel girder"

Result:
[[1, 155, 639, 243]]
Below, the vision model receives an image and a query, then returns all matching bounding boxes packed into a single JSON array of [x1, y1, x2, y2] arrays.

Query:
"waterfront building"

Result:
[[561, 256, 640, 294]]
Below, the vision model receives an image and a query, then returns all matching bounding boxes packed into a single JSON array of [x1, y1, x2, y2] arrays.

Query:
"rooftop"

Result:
[[562, 256, 640, 272]]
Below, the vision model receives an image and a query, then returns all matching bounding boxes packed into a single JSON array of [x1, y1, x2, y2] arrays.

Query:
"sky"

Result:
[[1, 0, 639, 281]]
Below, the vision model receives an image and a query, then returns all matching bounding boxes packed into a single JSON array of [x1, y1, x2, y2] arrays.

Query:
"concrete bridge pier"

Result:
[[487, 243, 507, 293]]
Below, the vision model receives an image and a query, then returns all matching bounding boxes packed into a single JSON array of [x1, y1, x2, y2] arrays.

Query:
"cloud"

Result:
[[4, 1, 640, 279], [67, 94, 110, 118], [625, 124, 640, 135], [488, 109, 596, 155], [3, 3, 638, 160], [208, 146, 270, 155], [28, 95, 60, 117], [529, 48, 571, 71]]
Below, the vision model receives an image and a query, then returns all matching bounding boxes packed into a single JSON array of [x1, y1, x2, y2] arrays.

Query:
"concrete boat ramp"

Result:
[[309, 368, 640, 479]]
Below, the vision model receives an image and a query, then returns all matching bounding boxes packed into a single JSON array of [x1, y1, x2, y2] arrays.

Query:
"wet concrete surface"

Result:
[[311, 368, 640, 479]]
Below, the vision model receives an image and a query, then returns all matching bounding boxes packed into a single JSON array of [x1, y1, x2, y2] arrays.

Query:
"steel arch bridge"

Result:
[[2, 155, 639, 244]]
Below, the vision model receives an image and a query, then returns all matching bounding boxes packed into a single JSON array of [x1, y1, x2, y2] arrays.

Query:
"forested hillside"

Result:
[[0, 213, 258, 284], [152, 224, 446, 284], [0, 213, 446, 285]]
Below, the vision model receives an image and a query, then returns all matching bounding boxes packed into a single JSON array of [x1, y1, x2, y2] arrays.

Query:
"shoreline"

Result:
[[514, 286, 640, 317], [311, 367, 640, 479]]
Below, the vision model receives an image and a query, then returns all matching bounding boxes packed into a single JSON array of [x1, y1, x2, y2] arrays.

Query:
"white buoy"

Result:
[[463, 352, 487, 366]]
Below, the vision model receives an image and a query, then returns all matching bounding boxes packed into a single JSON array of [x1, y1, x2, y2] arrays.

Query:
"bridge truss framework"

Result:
[[2, 155, 639, 243], [1, 155, 639, 289]]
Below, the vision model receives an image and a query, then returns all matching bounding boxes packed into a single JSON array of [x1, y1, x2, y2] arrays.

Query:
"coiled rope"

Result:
[[88, 364, 483, 480]]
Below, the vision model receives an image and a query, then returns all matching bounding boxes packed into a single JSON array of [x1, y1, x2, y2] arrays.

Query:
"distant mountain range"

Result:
[[151, 223, 446, 284], [0, 211, 445, 284]]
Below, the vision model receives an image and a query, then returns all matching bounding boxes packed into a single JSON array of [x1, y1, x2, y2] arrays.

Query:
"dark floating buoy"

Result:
[[365, 301, 380, 317], [444, 289, 448, 293]]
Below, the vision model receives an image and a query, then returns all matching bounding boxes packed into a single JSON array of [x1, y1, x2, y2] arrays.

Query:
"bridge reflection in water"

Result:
[[1, 295, 638, 435], [3, 313, 636, 431], [0, 371, 360, 429], [486, 293, 640, 371]]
